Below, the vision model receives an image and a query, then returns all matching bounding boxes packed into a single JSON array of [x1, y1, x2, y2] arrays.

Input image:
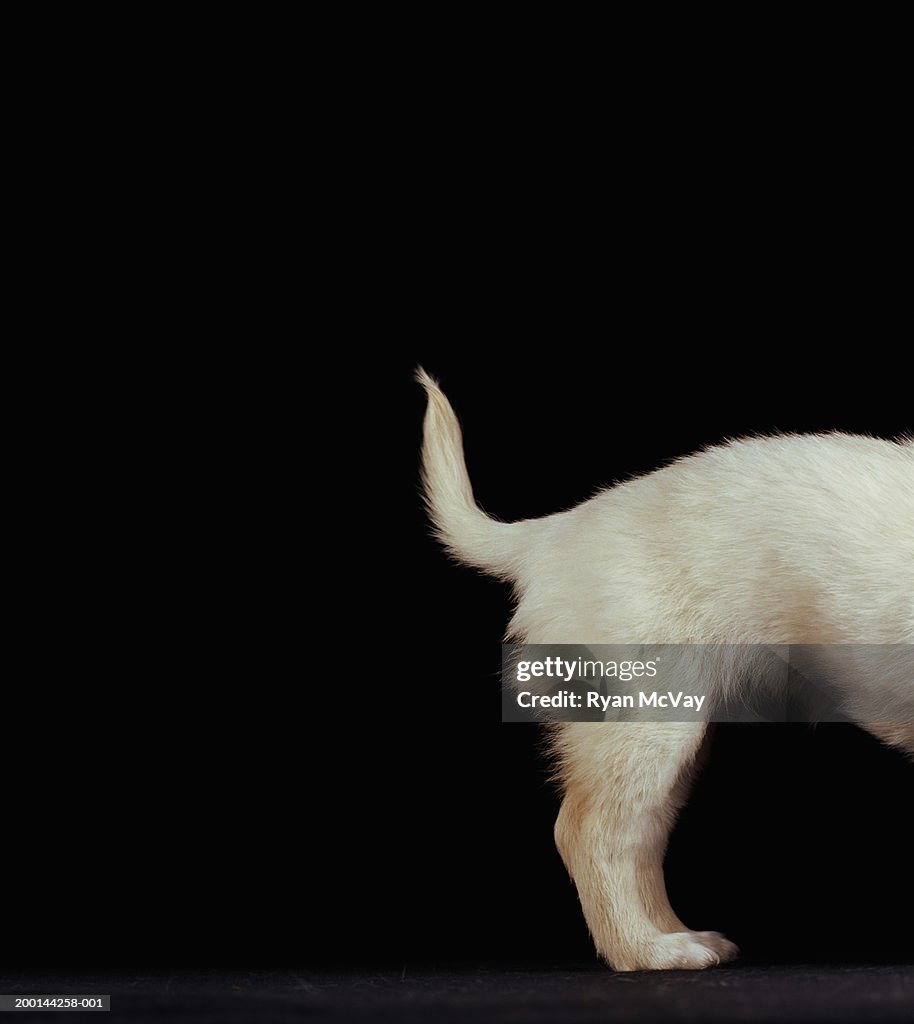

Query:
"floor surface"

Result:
[[0, 965, 912, 1022]]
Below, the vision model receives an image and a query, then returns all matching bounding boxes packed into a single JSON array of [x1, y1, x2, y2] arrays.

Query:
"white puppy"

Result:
[[417, 369, 913, 972]]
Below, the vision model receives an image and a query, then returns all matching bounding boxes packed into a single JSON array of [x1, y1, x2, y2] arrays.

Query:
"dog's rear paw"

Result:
[[612, 932, 724, 972], [691, 930, 739, 964]]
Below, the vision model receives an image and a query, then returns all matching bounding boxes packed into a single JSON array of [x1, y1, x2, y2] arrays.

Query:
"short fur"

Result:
[[418, 368, 914, 971]]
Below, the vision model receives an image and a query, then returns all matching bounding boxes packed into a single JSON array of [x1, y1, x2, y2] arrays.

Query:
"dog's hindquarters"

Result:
[[418, 373, 739, 970]]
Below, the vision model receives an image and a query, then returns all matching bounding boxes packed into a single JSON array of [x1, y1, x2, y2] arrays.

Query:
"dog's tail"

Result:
[[417, 367, 529, 580]]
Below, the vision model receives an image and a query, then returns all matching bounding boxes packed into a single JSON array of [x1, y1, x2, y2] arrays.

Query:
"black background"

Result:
[[6, 286, 912, 971], [2, 24, 910, 1024]]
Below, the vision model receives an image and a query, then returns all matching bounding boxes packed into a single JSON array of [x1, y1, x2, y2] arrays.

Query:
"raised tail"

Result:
[[417, 367, 528, 580]]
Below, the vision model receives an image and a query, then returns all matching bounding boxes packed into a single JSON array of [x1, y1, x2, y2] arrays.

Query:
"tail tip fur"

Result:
[[415, 365, 440, 392]]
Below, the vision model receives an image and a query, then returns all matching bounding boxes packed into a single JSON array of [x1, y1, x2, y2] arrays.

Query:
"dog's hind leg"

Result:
[[553, 721, 738, 971]]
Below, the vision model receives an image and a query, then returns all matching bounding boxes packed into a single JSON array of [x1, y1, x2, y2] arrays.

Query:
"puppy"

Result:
[[417, 369, 913, 972]]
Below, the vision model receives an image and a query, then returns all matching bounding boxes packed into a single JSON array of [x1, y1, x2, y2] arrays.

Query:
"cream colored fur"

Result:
[[418, 368, 914, 971]]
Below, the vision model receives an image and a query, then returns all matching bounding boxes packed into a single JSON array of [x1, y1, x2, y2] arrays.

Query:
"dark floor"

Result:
[[0, 966, 912, 1022]]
